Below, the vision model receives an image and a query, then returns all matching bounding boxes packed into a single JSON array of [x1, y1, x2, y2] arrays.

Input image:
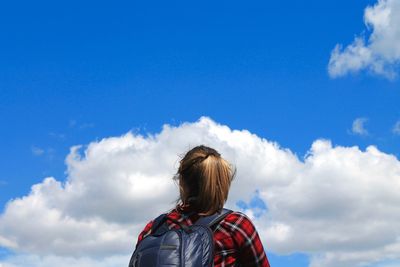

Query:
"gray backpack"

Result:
[[129, 208, 232, 267]]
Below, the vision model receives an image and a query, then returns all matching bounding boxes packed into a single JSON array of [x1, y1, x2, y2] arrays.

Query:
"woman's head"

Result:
[[175, 145, 236, 215]]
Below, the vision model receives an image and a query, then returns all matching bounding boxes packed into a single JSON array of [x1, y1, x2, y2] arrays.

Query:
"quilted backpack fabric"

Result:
[[129, 208, 232, 267]]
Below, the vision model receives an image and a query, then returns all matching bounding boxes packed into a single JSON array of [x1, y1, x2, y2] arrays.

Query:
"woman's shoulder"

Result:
[[220, 210, 257, 231], [223, 210, 253, 222]]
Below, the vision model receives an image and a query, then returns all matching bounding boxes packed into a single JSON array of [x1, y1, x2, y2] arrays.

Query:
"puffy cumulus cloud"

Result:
[[254, 140, 400, 267], [0, 254, 128, 267], [1, 117, 400, 267], [328, 0, 400, 79]]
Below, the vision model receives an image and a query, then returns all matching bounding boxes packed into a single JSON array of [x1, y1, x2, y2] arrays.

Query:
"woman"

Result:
[[134, 145, 270, 267]]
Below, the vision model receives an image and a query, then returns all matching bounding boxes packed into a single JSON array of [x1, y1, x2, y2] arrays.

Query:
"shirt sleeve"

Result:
[[228, 213, 270, 267], [136, 220, 154, 247]]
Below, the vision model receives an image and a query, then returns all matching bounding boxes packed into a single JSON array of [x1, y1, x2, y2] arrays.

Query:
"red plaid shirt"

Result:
[[136, 206, 270, 267]]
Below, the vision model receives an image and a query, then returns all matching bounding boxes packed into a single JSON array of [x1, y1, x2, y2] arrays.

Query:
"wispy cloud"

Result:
[[48, 132, 66, 140], [392, 120, 400, 135], [69, 119, 95, 129], [31, 146, 55, 160], [328, 0, 400, 79], [351, 117, 369, 136], [31, 146, 45, 156]]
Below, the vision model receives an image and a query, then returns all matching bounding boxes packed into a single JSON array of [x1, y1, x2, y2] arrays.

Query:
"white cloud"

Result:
[[392, 120, 400, 135], [69, 119, 95, 129], [0, 254, 128, 267], [31, 146, 45, 156], [31, 146, 56, 160], [351, 117, 369, 136], [2, 117, 400, 267], [328, 0, 400, 79], [48, 132, 66, 140]]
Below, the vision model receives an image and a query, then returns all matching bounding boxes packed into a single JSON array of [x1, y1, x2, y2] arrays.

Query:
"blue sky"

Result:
[[1, 1, 400, 266]]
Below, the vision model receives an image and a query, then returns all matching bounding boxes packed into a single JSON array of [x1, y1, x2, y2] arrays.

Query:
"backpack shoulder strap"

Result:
[[194, 208, 233, 228], [150, 213, 168, 233]]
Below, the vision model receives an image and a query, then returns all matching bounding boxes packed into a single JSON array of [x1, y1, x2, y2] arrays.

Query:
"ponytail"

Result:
[[175, 145, 236, 215]]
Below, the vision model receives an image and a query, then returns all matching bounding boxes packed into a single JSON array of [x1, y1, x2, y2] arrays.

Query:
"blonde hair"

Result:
[[175, 145, 236, 215]]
